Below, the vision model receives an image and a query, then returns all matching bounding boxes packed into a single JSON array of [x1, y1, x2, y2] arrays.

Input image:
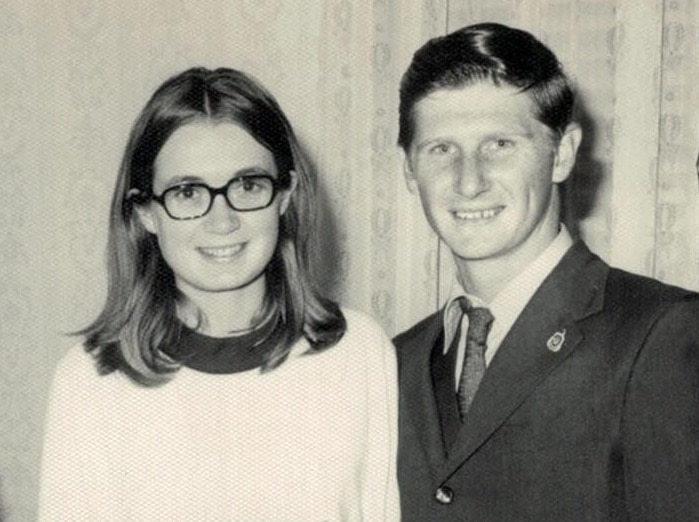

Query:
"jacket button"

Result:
[[435, 486, 454, 504]]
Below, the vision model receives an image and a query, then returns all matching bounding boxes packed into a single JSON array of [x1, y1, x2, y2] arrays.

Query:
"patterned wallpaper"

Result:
[[0, 1, 696, 520]]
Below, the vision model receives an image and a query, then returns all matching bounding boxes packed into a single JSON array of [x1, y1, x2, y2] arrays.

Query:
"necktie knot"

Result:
[[465, 308, 494, 347], [458, 298, 494, 346]]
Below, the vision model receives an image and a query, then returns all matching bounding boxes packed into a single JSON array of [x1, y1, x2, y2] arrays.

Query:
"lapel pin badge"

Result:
[[546, 329, 566, 353]]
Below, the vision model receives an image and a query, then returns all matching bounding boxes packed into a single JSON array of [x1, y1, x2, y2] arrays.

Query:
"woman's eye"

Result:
[[241, 179, 263, 192], [173, 185, 201, 199]]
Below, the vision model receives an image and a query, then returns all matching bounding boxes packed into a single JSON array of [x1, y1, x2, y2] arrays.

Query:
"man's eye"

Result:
[[428, 143, 453, 155], [495, 138, 515, 149], [483, 139, 515, 155]]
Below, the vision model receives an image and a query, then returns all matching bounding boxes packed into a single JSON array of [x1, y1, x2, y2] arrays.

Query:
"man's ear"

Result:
[[552, 122, 582, 183], [279, 171, 298, 215], [402, 151, 419, 194], [135, 203, 158, 234]]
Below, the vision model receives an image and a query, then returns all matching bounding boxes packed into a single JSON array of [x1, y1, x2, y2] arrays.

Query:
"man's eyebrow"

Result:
[[413, 137, 451, 152]]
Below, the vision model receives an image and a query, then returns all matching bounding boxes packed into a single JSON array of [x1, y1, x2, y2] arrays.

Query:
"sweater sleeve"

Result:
[[351, 311, 400, 521], [37, 345, 113, 521]]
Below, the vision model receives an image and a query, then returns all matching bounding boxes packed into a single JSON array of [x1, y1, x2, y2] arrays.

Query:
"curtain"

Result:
[[0, 1, 696, 519], [447, 0, 699, 290]]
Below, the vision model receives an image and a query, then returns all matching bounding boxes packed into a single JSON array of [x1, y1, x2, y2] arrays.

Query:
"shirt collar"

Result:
[[442, 225, 574, 354]]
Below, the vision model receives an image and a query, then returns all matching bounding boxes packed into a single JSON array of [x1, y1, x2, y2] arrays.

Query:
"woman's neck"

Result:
[[177, 277, 267, 337]]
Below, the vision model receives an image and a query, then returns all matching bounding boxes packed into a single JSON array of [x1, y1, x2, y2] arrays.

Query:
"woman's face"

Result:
[[137, 121, 295, 306]]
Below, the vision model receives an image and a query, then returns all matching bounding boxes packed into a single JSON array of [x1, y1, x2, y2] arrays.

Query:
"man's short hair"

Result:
[[398, 23, 575, 150]]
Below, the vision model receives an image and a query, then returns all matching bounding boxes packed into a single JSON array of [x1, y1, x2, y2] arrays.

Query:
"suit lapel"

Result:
[[399, 313, 450, 473], [442, 242, 608, 478]]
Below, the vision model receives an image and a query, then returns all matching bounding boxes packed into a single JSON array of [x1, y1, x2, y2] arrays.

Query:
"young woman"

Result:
[[38, 67, 398, 521]]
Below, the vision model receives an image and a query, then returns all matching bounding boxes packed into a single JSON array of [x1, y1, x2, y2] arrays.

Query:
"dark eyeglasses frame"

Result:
[[150, 174, 288, 221]]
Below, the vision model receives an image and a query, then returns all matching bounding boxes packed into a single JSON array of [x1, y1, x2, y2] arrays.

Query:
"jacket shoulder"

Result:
[[392, 311, 441, 350], [602, 267, 699, 332], [606, 267, 699, 307]]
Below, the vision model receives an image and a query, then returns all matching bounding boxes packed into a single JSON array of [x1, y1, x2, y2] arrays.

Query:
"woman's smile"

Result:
[[197, 243, 246, 261]]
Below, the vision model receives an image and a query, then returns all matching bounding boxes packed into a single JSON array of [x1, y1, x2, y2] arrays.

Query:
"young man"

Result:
[[394, 23, 699, 521]]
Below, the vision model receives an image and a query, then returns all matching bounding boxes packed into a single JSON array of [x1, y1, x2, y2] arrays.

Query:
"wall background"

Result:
[[1, 1, 697, 520]]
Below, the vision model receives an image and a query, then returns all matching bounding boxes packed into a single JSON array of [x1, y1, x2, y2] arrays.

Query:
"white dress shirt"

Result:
[[442, 227, 574, 389]]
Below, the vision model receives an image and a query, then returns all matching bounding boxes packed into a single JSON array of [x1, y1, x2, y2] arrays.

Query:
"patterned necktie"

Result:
[[457, 298, 494, 419]]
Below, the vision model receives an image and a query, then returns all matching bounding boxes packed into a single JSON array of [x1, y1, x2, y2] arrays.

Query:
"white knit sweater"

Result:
[[38, 308, 399, 521]]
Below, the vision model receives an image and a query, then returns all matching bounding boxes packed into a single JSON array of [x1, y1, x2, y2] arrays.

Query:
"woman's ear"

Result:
[[134, 203, 158, 234], [279, 171, 298, 215], [127, 188, 158, 234], [552, 123, 582, 184]]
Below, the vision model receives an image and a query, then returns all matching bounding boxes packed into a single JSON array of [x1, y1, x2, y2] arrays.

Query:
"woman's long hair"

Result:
[[81, 67, 345, 386]]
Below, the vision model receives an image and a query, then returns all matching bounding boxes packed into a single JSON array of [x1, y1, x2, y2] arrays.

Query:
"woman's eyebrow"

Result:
[[161, 174, 204, 188], [231, 166, 273, 178], [163, 166, 274, 189]]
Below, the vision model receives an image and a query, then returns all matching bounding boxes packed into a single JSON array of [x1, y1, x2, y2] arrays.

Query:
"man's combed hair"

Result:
[[398, 23, 575, 150], [80, 67, 346, 386]]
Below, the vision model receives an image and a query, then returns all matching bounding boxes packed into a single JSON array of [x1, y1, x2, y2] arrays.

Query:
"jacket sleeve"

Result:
[[621, 296, 699, 521]]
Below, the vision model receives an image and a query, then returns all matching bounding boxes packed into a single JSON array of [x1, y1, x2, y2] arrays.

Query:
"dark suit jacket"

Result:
[[394, 242, 699, 521]]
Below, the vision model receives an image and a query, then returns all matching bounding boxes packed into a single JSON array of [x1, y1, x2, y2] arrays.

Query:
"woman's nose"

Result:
[[203, 193, 241, 233]]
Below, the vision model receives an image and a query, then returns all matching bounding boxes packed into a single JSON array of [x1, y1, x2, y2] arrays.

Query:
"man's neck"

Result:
[[456, 260, 515, 304], [455, 228, 564, 304]]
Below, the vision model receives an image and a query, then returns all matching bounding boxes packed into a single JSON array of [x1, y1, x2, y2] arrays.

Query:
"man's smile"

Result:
[[453, 206, 504, 221]]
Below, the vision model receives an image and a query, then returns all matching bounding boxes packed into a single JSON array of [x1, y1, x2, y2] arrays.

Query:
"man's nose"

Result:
[[454, 155, 489, 197]]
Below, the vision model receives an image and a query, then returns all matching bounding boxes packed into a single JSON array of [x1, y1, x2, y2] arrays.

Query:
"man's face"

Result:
[[404, 82, 580, 273]]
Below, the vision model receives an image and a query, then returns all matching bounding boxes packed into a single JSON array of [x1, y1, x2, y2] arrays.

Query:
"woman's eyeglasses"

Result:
[[149, 174, 286, 220]]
